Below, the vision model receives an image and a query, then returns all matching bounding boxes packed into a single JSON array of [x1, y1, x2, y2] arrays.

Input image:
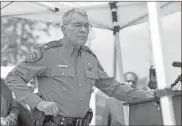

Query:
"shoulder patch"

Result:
[[25, 40, 62, 63], [25, 48, 43, 63]]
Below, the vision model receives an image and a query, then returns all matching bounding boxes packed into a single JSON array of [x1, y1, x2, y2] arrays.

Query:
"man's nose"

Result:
[[126, 82, 132, 86], [128, 82, 133, 86], [80, 25, 87, 32]]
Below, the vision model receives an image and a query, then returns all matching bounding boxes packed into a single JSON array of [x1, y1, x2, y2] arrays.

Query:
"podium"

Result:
[[123, 91, 181, 125]]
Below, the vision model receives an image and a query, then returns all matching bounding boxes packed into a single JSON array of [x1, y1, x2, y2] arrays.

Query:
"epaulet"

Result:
[[40, 40, 62, 51], [82, 45, 105, 71], [82, 45, 97, 58], [25, 40, 62, 63]]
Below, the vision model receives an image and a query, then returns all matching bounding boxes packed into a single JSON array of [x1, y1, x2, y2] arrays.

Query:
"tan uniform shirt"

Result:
[[5, 40, 151, 118]]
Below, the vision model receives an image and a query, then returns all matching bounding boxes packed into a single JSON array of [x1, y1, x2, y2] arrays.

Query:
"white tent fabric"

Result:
[[1, 2, 181, 30]]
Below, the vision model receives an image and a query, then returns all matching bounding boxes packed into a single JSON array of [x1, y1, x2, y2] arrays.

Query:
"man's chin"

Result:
[[77, 40, 87, 46], [73, 41, 86, 49], [131, 85, 136, 89]]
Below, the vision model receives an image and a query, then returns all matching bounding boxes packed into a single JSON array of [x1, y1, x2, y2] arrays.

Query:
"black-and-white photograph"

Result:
[[1, 1, 181, 126]]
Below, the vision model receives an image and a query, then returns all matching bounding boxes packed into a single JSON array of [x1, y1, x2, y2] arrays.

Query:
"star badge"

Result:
[[88, 62, 92, 71]]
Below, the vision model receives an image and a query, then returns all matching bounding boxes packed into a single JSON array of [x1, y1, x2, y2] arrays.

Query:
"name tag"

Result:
[[58, 64, 68, 68]]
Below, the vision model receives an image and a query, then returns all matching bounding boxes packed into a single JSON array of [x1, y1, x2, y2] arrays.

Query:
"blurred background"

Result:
[[1, 2, 181, 125]]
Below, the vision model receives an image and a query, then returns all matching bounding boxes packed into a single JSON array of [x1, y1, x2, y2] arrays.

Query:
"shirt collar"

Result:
[[62, 40, 75, 56], [62, 40, 85, 56]]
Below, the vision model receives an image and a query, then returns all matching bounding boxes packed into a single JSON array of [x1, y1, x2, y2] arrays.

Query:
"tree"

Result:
[[1, 17, 60, 66]]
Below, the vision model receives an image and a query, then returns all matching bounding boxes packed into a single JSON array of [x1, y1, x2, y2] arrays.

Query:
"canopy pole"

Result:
[[109, 2, 124, 82], [109, 2, 128, 125], [109, 2, 117, 78], [147, 2, 176, 125]]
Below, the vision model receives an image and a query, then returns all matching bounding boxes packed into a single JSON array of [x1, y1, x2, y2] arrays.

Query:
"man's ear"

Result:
[[61, 25, 66, 35]]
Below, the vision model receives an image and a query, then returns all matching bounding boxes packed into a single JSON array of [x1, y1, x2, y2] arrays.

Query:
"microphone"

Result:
[[148, 80, 157, 90], [172, 61, 182, 68], [148, 65, 157, 90]]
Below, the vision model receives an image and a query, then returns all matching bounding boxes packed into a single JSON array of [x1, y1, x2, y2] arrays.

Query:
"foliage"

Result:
[[1, 17, 60, 66]]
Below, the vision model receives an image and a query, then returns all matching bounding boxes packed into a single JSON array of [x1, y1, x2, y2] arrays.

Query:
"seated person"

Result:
[[1, 78, 19, 126]]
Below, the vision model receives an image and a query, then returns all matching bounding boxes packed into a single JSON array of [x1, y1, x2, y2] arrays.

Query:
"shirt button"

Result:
[[79, 84, 82, 87], [77, 70, 80, 74], [62, 73, 65, 75], [80, 98, 82, 100]]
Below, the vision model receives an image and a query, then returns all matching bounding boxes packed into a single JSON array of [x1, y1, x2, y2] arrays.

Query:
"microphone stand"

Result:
[[153, 73, 181, 109], [170, 73, 182, 89]]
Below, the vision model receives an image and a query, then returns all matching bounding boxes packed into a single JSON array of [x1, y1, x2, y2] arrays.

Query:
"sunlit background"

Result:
[[1, 2, 181, 125]]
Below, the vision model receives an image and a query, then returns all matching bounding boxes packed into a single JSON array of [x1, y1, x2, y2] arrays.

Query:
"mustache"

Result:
[[77, 36, 88, 39]]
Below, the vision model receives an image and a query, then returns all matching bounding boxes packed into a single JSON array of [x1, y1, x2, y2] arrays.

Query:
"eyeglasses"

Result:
[[126, 80, 136, 84], [69, 22, 92, 30]]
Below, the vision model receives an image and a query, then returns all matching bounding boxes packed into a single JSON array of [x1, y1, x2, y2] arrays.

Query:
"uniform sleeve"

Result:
[[95, 60, 154, 102], [5, 100, 19, 126], [5, 49, 48, 108]]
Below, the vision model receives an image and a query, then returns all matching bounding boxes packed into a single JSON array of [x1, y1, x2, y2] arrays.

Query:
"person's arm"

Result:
[[95, 60, 153, 102], [5, 47, 59, 116], [5, 47, 48, 109], [4, 100, 19, 126]]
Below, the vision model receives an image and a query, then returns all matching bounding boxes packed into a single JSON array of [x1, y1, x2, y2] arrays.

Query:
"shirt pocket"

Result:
[[52, 66, 74, 85], [52, 66, 74, 78], [85, 69, 98, 87], [51, 66, 74, 95]]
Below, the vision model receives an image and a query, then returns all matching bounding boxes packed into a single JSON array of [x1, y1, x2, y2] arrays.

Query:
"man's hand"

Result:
[[1, 117, 9, 126], [36, 101, 59, 116], [146, 91, 154, 98]]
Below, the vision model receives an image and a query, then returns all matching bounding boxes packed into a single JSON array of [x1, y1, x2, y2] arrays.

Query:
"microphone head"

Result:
[[148, 80, 157, 89], [172, 62, 182, 68]]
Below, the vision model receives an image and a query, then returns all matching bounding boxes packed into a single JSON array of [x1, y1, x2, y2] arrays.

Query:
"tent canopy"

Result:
[[1, 2, 181, 30]]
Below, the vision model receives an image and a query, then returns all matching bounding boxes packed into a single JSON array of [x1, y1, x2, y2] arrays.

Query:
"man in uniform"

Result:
[[5, 8, 153, 126]]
